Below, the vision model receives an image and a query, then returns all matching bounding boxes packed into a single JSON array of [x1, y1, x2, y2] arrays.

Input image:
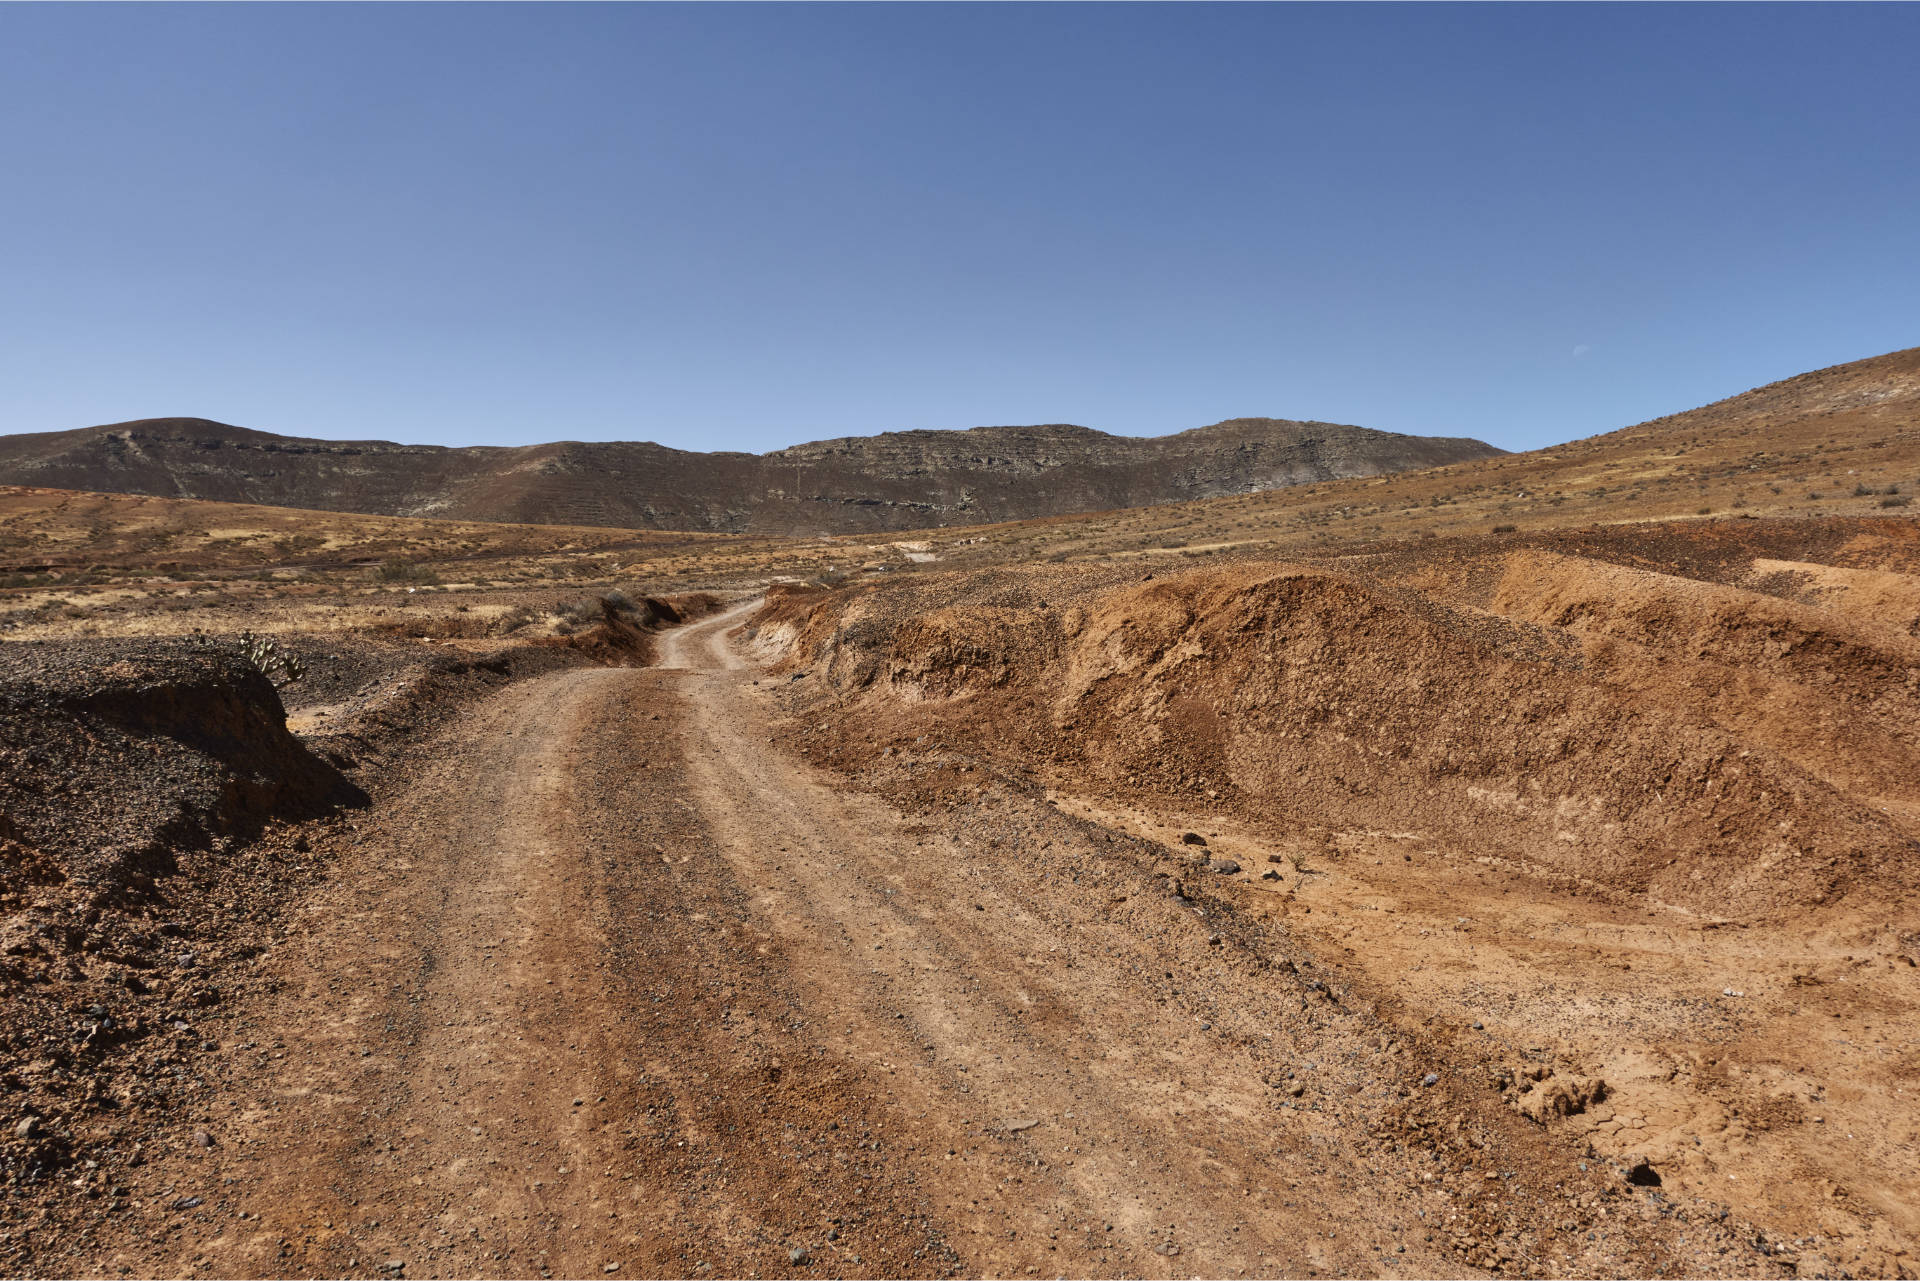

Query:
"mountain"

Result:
[[0, 417, 1501, 534]]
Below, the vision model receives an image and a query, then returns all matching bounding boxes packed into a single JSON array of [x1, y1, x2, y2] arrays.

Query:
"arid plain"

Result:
[[3, 348, 1919, 1280]]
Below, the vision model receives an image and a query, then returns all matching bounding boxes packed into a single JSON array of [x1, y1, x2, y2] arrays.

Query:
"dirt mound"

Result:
[[0, 639, 358, 899], [760, 544, 1920, 921]]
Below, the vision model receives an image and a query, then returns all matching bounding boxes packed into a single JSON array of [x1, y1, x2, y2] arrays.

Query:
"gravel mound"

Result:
[[0, 638, 357, 899]]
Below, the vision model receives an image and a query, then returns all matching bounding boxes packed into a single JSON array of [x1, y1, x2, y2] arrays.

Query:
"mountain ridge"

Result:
[[0, 415, 1501, 534]]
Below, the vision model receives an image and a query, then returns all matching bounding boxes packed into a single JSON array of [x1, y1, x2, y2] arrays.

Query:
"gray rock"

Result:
[[14, 1116, 41, 1140], [1422, 1072, 1440, 1087], [1210, 859, 1241, 875], [1181, 833, 1208, 846], [193, 1129, 215, 1149], [788, 1247, 810, 1265]]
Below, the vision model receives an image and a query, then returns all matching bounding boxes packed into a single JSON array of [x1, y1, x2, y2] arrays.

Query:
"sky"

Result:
[[0, 3, 1915, 455]]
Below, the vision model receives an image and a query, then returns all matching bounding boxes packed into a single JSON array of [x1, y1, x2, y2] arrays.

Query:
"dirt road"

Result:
[[89, 601, 1764, 1279]]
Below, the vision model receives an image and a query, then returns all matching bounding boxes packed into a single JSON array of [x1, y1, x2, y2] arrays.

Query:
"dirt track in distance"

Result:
[[75, 601, 1786, 1280]]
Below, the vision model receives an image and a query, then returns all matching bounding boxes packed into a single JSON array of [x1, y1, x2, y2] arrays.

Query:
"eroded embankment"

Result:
[[751, 537, 1920, 923]]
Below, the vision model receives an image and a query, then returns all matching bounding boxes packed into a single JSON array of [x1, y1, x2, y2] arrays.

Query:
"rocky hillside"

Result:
[[0, 416, 1500, 533]]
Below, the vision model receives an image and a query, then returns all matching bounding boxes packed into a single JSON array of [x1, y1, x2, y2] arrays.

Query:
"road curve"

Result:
[[92, 600, 1701, 1280]]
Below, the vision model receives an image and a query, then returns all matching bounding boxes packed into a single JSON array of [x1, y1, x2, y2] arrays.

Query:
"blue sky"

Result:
[[0, 3, 1914, 454]]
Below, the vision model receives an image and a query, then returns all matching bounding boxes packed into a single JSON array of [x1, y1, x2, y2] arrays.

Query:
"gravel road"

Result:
[[84, 601, 1752, 1279]]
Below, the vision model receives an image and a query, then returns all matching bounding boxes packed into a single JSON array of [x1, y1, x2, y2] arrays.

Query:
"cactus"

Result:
[[238, 630, 306, 689]]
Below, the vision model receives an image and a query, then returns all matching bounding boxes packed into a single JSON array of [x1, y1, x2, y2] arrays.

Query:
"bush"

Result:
[[495, 605, 538, 635], [374, 559, 441, 585], [1881, 495, 1913, 508]]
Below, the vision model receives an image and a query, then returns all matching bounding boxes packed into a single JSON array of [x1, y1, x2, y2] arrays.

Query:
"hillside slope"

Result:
[[0, 416, 1500, 534]]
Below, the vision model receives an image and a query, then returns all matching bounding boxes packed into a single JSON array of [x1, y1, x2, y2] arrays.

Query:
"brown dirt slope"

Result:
[[754, 515, 1920, 924], [882, 345, 1920, 568]]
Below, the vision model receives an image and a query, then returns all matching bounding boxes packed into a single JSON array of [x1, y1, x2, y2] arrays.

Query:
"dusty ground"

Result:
[[0, 603, 1799, 1281], [4, 347, 1920, 1279]]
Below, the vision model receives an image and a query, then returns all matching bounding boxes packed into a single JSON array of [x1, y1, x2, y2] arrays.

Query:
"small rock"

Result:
[[603, 1264, 621, 1273], [1005, 1118, 1041, 1133], [1422, 1073, 1440, 1088], [1261, 869, 1281, 881], [1180, 833, 1208, 847], [172, 1195, 203, 1210], [1210, 859, 1241, 875], [381, 1260, 405, 1273], [1471, 1021, 1484, 1030], [15, 1116, 42, 1140], [1624, 1158, 1662, 1187], [788, 1246, 810, 1265], [1154, 1242, 1181, 1257], [176, 953, 197, 969], [192, 1129, 215, 1149], [1286, 1081, 1306, 1097]]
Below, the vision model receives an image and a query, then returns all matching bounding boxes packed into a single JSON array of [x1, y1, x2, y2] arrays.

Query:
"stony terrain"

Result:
[[1, 346, 1917, 1280], [0, 417, 1499, 535]]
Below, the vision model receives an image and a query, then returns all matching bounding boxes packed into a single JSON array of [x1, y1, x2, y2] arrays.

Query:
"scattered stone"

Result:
[[1261, 869, 1281, 881], [171, 1195, 203, 1211], [176, 952, 197, 969], [15, 1116, 42, 1140], [1511, 1069, 1608, 1123], [1005, 1118, 1041, 1133], [603, 1264, 621, 1273], [1422, 1073, 1440, 1088], [788, 1247, 811, 1265], [192, 1129, 215, 1149], [1286, 1081, 1306, 1097], [380, 1260, 405, 1274], [1180, 833, 1207, 847], [1210, 859, 1241, 875], [1624, 1158, 1662, 1187]]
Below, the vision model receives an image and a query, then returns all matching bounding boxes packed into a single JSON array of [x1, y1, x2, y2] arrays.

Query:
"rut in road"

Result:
[[105, 599, 1705, 1280]]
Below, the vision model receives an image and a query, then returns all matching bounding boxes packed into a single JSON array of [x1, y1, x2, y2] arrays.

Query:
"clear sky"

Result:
[[1, 3, 1914, 454]]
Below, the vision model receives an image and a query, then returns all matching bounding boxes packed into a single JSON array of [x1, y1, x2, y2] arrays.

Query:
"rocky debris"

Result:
[[1209, 858, 1241, 874], [0, 638, 360, 896], [1494, 1062, 1609, 1123], [1180, 832, 1208, 846]]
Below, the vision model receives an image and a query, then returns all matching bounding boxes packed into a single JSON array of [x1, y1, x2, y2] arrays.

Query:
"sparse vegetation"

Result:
[[237, 629, 306, 688], [375, 558, 442, 585]]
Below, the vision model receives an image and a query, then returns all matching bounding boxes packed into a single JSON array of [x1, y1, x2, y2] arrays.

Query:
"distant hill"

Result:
[[0, 416, 1501, 533]]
